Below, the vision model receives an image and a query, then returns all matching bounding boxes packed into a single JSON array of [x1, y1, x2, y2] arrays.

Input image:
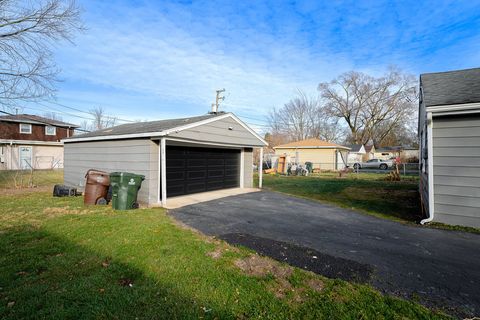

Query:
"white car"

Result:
[[353, 159, 393, 170]]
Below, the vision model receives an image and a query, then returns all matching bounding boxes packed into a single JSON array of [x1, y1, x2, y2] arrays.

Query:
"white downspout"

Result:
[[421, 112, 434, 224], [157, 140, 161, 204], [160, 138, 167, 207]]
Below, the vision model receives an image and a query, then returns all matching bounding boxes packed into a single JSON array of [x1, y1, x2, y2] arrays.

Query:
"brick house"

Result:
[[0, 114, 79, 170]]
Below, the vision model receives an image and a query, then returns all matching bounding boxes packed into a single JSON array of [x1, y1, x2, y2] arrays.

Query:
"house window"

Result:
[[45, 126, 56, 136], [19, 123, 32, 134]]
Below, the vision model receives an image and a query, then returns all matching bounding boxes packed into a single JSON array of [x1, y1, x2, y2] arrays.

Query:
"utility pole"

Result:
[[211, 88, 225, 113]]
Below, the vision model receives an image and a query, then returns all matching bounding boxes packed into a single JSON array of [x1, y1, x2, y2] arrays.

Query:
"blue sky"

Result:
[[24, 0, 480, 130]]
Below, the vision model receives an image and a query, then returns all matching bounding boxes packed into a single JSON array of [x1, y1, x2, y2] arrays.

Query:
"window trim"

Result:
[[19, 123, 32, 134], [45, 126, 56, 136]]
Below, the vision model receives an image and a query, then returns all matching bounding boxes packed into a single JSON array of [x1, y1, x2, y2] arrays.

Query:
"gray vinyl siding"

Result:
[[64, 139, 159, 205], [243, 148, 253, 188], [169, 117, 264, 147], [432, 114, 480, 227]]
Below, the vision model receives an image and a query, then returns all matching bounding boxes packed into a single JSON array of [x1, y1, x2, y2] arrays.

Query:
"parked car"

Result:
[[352, 159, 393, 170]]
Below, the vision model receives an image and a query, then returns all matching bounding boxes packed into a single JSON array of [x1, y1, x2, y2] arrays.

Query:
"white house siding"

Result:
[[432, 114, 480, 227], [0, 144, 64, 170], [64, 139, 158, 205]]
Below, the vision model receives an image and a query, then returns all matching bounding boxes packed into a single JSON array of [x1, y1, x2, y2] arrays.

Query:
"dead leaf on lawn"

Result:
[[101, 258, 111, 268], [43, 207, 92, 217], [234, 254, 293, 278], [118, 278, 134, 287], [206, 248, 223, 259], [306, 277, 324, 292], [16, 271, 28, 276], [7, 301, 15, 308]]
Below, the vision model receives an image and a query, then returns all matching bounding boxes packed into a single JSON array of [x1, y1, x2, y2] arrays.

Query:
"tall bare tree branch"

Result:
[[0, 0, 83, 111]]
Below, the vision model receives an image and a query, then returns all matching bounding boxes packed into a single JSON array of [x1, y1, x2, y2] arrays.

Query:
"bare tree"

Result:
[[89, 106, 117, 130], [0, 0, 83, 111], [268, 90, 343, 143], [318, 67, 417, 146]]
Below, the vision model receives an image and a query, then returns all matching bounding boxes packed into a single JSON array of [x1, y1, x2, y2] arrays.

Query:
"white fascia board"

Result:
[[427, 102, 480, 114], [164, 137, 246, 149], [63, 132, 159, 143], [0, 139, 63, 146]]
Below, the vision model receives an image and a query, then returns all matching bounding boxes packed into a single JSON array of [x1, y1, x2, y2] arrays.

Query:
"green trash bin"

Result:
[[109, 172, 145, 210], [305, 162, 313, 173]]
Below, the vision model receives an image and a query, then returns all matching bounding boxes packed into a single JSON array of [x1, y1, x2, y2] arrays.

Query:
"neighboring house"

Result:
[[0, 114, 79, 170], [419, 67, 480, 228], [273, 138, 350, 171], [401, 147, 419, 160], [63, 112, 267, 207], [363, 144, 376, 161], [346, 144, 366, 165]]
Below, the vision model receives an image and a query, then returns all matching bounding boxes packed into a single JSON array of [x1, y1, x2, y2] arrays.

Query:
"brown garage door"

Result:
[[165, 146, 240, 197]]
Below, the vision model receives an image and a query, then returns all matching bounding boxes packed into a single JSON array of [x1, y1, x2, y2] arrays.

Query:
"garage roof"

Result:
[[274, 138, 349, 150], [70, 114, 217, 139], [420, 67, 480, 107], [64, 112, 267, 145]]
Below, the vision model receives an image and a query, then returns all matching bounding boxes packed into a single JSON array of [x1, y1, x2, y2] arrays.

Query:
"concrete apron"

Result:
[[162, 188, 260, 209]]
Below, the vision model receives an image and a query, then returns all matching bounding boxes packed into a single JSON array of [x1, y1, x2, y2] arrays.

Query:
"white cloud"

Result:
[[56, 1, 352, 119]]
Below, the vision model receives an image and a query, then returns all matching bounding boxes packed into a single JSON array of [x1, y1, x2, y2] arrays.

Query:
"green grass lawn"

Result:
[[0, 169, 64, 190], [260, 173, 422, 223], [0, 176, 450, 318]]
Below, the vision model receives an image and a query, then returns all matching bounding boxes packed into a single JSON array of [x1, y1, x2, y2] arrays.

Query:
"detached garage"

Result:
[[63, 112, 267, 207]]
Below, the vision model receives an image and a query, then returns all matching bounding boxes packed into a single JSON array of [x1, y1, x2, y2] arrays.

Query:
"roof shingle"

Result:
[[420, 67, 480, 107], [0, 114, 79, 128], [68, 113, 221, 139]]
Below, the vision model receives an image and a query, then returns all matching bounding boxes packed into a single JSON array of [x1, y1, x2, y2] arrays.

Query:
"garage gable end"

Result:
[[167, 114, 267, 147]]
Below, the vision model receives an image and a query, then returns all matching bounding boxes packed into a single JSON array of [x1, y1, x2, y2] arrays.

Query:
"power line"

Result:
[[41, 100, 136, 123]]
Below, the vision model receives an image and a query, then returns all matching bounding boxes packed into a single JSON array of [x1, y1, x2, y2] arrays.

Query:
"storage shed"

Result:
[[419, 68, 480, 228], [63, 112, 267, 207]]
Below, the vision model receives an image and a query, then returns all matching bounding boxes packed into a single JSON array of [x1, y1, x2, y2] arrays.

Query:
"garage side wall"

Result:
[[432, 114, 480, 227], [243, 148, 253, 188], [64, 139, 159, 205]]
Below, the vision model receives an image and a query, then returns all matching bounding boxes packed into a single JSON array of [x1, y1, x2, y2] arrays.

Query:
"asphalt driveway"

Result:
[[170, 191, 480, 318]]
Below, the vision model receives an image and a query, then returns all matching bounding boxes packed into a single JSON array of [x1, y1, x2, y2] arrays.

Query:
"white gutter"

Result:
[[421, 111, 435, 225], [0, 139, 63, 146]]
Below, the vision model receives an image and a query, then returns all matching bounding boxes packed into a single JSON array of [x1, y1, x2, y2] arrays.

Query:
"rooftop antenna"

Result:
[[210, 88, 225, 113]]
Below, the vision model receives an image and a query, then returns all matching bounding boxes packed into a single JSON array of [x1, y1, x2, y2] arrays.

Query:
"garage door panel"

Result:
[[186, 182, 206, 193], [187, 170, 207, 180], [165, 146, 240, 197], [187, 159, 207, 167], [166, 170, 185, 181], [208, 169, 224, 178], [166, 159, 185, 168]]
